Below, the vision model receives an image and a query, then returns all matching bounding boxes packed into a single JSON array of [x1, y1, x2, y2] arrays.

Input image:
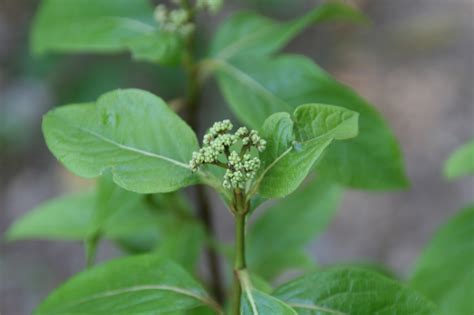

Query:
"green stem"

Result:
[[84, 234, 100, 268], [235, 214, 246, 269], [232, 212, 247, 315], [181, 1, 225, 304]]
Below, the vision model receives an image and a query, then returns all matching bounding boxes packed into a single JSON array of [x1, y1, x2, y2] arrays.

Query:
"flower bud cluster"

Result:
[[154, 5, 194, 36], [189, 120, 266, 190], [196, 0, 223, 14]]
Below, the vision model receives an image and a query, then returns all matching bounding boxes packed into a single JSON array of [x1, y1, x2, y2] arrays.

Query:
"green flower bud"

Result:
[[197, 0, 223, 14], [179, 23, 195, 37], [189, 119, 266, 190], [236, 127, 249, 138], [170, 9, 189, 25], [154, 5, 168, 24]]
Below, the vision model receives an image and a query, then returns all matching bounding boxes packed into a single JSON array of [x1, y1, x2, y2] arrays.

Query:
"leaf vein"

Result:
[[71, 123, 191, 170]]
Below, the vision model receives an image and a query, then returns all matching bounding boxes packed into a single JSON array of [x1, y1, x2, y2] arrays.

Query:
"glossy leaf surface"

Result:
[[34, 255, 220, 314], [274, 268, 437, 315], [242, 289, 297, 315], [256, 104, 358, 198], [43, 89, 199, 193]]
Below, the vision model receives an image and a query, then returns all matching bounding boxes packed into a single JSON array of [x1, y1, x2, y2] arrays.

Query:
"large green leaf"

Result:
[[5, 192, 95, 241], [31, 0, 182, 64], [255, 104, 358, 198], [248, 179, 342, 279], [410, 205, 474, 315], [210, 2, 366, 61], [444, 140, 474, 179], [43, 89, 199, 193], [34, 255, 222, 314], [274, 268, 437, 315], [214, 55, 408, 189], [3, 189, 156, 242], [5, 187, 204, 271]]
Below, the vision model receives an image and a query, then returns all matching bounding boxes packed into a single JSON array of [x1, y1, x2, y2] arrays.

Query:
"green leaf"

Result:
[[210, 2, 366, 61], [4, 189, 153, 243], [126, 31, 183, 64], [274, 268, 437, 315], [214, 55, 408, 189], [91, 174, 142, 234], [255, 104, 358, 198], [43, 89, 199, 193], [329, 262, 397, 280], [248, 179, 342, 279], [251, 249, 315, 282], [34, 255, 222, 314], [153, 218, 205, 272], [239, 271, 297, 315], [31, 0, 182, 64], [444, 140, 474, 179], [242, 289, 297, 315], [109, 192, 204, 272], [410, 205, 474, 315], [250, 273, 274, 294], [5, 192, 95, 241]]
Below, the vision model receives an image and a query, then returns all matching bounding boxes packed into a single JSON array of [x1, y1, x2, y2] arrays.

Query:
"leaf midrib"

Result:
[[239, 271, 260, 315], [42, 16, 155, 33], [214, 21, 277, 60], [212, 59, 292, 114], [250, 135, 332, 196], [44, 284, 220, 313], [60, 118, 191, 170]]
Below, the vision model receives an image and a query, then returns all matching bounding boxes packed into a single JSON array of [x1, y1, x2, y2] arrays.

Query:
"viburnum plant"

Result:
[[5, 0, 474, 314]]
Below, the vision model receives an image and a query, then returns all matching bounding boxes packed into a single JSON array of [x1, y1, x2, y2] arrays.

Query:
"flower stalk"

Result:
[[190, 119, 265, 314], [232, 210, 247, 315]]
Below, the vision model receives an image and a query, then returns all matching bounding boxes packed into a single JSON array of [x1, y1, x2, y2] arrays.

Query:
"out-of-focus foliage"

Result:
[[410, 205, 474, 315], [444, 140, 474, 179]]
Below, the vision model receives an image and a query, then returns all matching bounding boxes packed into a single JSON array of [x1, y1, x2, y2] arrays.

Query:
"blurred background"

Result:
[[1, 0, 473, 314]]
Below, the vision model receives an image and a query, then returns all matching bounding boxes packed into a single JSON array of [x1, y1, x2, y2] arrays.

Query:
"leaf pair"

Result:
[[35, 254, 436, 315], [32, 0, 410, 190], [42, 89, 358, 200]]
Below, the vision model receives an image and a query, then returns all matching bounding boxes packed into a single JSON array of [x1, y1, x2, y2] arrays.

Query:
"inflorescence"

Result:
[[189, 120, 266, 190], [154, 0, 223, 36]]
